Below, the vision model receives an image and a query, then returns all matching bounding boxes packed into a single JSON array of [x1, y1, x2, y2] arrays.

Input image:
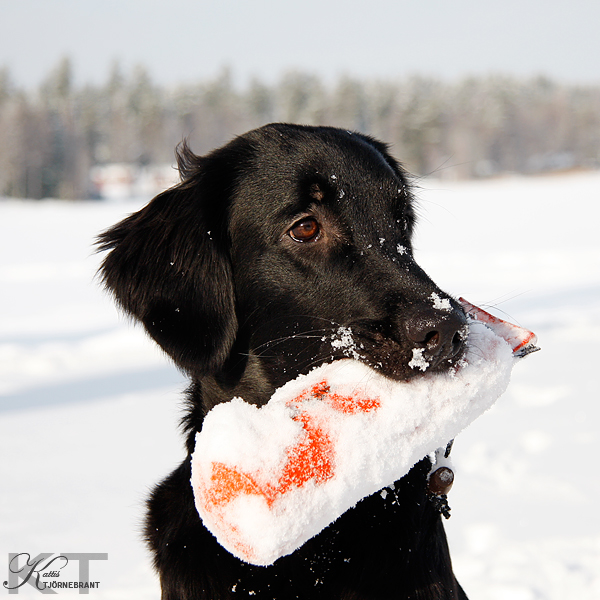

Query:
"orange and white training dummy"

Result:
[[191, 300, 538, 565]]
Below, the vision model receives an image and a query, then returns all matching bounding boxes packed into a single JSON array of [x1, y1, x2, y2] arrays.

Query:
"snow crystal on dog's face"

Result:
[[430, 292, 452, 312], [330, 326, 362, 360], [408, 348, 430, 371]]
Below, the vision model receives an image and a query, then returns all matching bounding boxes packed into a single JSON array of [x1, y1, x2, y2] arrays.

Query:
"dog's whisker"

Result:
[[252, 317, 344, 337], [250, 330, 333, 354]]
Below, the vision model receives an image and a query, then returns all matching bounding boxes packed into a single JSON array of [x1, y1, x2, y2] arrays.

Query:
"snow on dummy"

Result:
[[190, 298, 539, 565]]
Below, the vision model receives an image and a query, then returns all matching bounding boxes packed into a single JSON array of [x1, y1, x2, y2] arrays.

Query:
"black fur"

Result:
[[98, 124, 469, 599]]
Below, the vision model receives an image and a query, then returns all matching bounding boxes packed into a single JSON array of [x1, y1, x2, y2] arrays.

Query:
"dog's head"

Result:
[[98, 124, 467, 403]]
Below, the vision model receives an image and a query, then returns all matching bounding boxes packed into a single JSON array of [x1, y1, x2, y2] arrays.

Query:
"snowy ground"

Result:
[[1, 172, 599, 598]]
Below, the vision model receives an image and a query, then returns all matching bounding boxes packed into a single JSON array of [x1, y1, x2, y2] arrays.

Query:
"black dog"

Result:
[[98, 124, 469, 599]]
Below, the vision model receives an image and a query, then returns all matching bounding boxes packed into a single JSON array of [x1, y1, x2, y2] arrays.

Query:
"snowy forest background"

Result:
[[2, 57, 600, 199]]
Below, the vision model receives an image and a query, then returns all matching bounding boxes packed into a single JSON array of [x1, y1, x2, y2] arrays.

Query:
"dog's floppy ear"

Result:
[[96, 143, 240, 376]]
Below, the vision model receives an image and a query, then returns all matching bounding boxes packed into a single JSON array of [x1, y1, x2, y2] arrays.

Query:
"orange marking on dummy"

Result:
[[288, 380, 381, 414], [202, 380, 380, 514], [196, 465, 260, 561], [310, 381, 330, 399], [207, 463, 262, 507], [285, 380, 330, 407], [203, 413, 335, 509], [269, 413, 334, 501], [325, 391, 380, 414]]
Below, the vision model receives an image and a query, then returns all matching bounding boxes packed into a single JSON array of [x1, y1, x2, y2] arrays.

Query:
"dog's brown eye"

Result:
[[289, 218, 320, 242]]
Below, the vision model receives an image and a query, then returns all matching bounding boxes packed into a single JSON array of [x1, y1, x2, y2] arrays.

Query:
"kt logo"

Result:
[[3, 553, 108, 595]]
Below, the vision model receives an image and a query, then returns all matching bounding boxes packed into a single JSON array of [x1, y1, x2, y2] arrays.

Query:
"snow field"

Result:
[[1, 171, 599, 598]]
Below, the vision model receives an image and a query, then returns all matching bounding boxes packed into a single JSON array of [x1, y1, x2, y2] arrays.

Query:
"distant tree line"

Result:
[[1, 57, 599, 199]]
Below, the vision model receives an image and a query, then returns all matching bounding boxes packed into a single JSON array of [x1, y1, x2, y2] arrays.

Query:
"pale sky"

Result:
[[1, 0, 599, 89]]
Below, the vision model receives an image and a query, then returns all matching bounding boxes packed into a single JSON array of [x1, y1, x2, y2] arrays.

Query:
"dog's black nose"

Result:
[[405, 305, 467, 364]]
